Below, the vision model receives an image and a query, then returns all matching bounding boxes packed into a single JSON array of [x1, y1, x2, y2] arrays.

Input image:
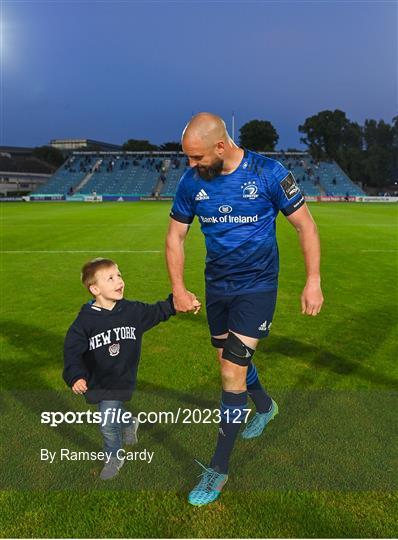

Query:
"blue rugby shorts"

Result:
[[206, 289, 277, 340]]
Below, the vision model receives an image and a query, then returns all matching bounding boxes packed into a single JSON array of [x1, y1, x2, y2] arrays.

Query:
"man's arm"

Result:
[[165, 218, 200, 313], [286, 204, 324, 316]]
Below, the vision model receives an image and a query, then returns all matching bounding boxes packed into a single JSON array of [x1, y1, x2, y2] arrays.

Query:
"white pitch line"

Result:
[[1, 250, 161, 254]]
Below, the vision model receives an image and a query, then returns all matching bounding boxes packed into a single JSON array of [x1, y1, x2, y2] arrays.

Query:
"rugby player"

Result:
[[166, 113, 323, 506]]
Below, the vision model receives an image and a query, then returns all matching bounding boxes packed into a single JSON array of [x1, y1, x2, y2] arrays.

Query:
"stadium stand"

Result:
[[279, 155, 365, 197], [33, 152, 365, 197], [318, 161, 365, 196], [79, 156, 165, 196], [162, 156, 189, 196], [276, 156, 322, 196], [35, 155, 93, 195]]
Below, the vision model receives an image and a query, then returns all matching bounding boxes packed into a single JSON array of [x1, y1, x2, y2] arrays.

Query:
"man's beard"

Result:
[[196, 158, 224, 181]]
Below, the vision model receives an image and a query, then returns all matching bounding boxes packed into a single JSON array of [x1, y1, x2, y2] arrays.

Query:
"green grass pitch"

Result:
[[0, 201, 397, 537]]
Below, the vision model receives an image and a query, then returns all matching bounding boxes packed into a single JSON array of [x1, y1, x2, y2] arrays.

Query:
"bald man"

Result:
[[166, 113, 323, 506]]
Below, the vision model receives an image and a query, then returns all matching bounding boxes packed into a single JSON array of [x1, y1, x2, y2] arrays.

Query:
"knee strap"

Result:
[[222, 332, 255, 366], [211, 336, 227, 349]]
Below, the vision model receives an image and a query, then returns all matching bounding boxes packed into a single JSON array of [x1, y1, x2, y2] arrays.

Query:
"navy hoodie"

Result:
[[63, 295, 175, 404]]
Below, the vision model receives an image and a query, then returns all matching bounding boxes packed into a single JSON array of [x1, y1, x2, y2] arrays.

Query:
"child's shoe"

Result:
[[100, 456, 125, 480]]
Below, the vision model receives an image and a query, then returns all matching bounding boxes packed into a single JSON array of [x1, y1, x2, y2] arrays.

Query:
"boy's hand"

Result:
[[72, 379, 87, 394], [192, 299, 201, 315]]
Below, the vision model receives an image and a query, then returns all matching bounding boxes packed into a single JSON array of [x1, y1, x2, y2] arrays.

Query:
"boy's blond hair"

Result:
[[81, 258, 117, 294]]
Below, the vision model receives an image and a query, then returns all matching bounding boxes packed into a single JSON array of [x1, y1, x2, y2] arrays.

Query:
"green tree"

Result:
[[392, 116, 398, 181], [392, 116, 398, 146], [239, 120, 278, 151], [363, 119, 394, 149], [122, 139, 158, 151], [32, 145, 65, 167], [159, 141, 181, 151], [336, 121, 363, 181], [362, 120, 395, 186], [299, 111, 396, 188], [298, 109, 361, 161], [338, 147, 364, 185], [362, 146, 393, 187]]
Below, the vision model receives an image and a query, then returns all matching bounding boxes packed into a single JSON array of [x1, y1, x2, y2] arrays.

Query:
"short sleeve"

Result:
[[267, 161, 305, 216], [170, 176, 195, 224]]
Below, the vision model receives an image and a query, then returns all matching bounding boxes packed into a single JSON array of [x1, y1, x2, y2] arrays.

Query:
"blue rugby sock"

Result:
[[246, 362, 272, 413], [210, 390, 247, 474]]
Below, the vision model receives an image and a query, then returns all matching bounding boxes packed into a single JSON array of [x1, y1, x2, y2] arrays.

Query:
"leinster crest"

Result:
[[241, 181, 258, 200]]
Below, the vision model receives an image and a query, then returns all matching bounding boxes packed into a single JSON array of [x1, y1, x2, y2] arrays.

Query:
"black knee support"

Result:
[[211, 336, 227, 349], [222, 332, 255, 366]]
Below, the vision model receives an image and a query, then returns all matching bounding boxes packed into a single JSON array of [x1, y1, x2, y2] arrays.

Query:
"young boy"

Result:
[[63, 258, 190, 480]]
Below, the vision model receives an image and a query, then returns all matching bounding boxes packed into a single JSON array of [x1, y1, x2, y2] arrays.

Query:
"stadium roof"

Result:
[[0, 146, 34, 157], [50, 139, 122, 151], [0, 155, 55, 174]]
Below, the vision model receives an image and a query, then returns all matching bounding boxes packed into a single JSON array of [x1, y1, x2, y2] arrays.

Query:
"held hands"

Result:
[[173, 289, 201, 315], [72, 378, 87, 394], [301, 277, 324, 316], [192, 298, 201, 315]]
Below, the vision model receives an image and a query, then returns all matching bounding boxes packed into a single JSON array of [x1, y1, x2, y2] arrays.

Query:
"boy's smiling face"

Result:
[[89, 264, 125, 303]]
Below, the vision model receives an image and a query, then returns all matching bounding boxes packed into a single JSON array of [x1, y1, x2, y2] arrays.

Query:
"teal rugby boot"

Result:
[[188, 460, 228, 506], [241, 399, 278, 439]]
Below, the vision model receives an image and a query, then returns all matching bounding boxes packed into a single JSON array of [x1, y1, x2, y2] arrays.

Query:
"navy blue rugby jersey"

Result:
[[170, 149, 305, 296]]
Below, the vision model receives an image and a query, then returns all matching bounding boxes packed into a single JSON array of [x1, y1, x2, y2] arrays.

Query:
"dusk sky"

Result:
[[2, 0, 396, 149]]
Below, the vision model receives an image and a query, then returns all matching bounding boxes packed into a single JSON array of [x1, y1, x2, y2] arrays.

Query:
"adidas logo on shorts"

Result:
[[258, 320, 272, 331], [195, 189, 209, 201]]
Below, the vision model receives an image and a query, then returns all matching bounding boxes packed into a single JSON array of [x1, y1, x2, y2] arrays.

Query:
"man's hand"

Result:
[[301, 278, 324, 316], [173, 289, 201, 314], [72, 378, 87, 394]]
